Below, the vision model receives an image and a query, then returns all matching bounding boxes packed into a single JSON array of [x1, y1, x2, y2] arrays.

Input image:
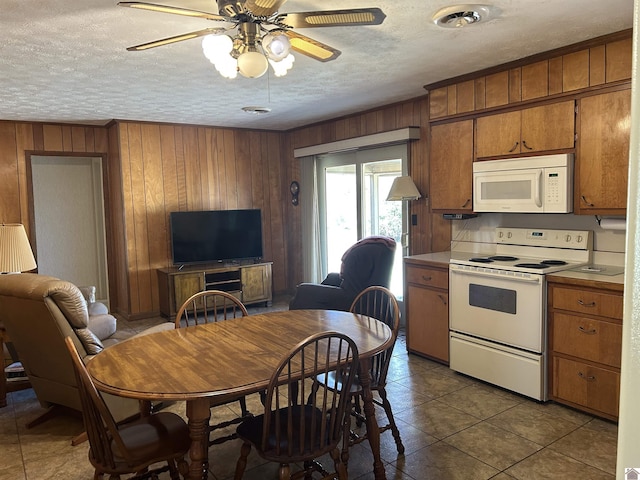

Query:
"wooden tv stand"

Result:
[[157, 262, 273, 318]]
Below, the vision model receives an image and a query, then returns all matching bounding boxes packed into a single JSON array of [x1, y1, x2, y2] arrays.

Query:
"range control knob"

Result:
[[565, 235, 572, 242]]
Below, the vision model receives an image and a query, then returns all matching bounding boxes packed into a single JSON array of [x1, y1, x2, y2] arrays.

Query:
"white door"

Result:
[[30, 155, 109, 304]]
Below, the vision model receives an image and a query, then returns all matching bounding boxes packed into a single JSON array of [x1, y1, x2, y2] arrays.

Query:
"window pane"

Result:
[[325, 165, 357, 273]]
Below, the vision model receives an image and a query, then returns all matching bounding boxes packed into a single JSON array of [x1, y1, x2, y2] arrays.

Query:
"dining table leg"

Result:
[[185, 397, 211, 480], [358, 358, 387, 480]]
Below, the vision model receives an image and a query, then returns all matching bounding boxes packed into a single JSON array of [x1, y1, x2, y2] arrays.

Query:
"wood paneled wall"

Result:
[[107, 122, 288, 318], [283, 96, 451, 290], [0, 121, 109, 236]]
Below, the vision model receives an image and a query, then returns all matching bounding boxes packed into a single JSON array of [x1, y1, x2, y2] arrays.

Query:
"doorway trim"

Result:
[[26, 151, 110, 304]]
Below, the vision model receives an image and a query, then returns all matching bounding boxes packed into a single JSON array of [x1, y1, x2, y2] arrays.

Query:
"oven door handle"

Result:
[[450, 268, 543, 284]]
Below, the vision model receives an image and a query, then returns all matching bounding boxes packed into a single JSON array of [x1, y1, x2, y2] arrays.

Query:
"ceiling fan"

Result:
[[119, 0, 386, 78]]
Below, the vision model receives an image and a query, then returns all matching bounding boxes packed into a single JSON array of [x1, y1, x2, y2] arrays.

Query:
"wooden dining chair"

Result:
[[63, 337, 190, 480], [307, 286, 405, 463], [175, 289, 251, 446], [346, 286, 404, 455], [233, 331, 359, 480]]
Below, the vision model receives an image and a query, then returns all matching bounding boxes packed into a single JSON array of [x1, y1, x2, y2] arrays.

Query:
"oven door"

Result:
[[449, 264, 544, 352]]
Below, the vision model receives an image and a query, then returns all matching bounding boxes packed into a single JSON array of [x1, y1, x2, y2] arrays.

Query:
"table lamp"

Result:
[[0, 224, 37, 274], [386, 176, 421, 201]]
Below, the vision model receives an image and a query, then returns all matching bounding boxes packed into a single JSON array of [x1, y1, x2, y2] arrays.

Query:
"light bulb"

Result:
[[237, 51, 268, 78], [262, 32, 291, 61]]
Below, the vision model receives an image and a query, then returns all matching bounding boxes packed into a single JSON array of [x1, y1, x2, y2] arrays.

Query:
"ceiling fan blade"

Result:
[[277, 8, 386, 28], [283, 31, 340, 62], [118, 2, 232, 22], [126, 27, 223, 51], [244, 0, 287, 17]]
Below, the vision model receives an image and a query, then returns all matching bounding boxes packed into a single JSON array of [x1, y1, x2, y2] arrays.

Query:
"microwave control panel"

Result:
[[542, 167, 571, 212]]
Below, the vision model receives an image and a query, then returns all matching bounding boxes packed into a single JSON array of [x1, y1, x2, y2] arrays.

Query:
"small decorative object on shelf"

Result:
[[290, 181, 300, 206]]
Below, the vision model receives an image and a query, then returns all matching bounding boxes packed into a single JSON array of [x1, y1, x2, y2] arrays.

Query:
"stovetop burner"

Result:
[[540, 260, 568, 266], [514, 263, 549, 269], [489, 255, 519, 261], [469, 257, 493, 263]]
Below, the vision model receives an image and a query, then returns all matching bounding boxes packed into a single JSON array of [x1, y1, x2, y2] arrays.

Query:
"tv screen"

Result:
[[170, 209, 263, 265]]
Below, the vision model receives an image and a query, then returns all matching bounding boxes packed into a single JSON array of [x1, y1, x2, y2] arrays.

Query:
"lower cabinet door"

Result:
[[552, 356, 620, 418], [406, 285, 449, 363]]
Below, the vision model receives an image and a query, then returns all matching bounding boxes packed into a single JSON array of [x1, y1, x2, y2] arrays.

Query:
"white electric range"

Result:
[[448, 228, 593, 401]]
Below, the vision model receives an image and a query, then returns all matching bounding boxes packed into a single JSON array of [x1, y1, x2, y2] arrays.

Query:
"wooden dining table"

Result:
[[87, 309, 393, 480]]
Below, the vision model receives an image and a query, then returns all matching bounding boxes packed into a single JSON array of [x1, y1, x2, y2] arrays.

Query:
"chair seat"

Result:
[[237, 405, 333, 459], [112, 412, 190, 465]]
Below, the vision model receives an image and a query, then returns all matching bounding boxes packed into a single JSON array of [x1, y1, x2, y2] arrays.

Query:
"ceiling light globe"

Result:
[[263, 33, 291, 61], [202, 34, 233, 61], [269, 53, 295, 77], [237, 51, 268, 78]]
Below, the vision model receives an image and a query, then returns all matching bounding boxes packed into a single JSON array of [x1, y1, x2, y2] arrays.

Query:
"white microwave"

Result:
[[473, 154, 573, 213]]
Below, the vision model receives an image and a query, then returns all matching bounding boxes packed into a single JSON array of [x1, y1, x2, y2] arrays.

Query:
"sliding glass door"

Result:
[[317, 145, 407, 299]]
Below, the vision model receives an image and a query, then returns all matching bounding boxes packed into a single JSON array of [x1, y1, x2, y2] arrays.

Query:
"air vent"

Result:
[[432, 4, 498, 28], [242, 106, 272, 114]]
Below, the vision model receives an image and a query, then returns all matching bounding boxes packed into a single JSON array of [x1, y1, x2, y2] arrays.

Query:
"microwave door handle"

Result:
[[534, 170, 543, 207]]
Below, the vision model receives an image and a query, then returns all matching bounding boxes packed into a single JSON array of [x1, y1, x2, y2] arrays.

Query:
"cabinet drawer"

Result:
[[406, 266, 448, 289], [551, 313, 622, 367], [552, 356, 619, 418], [551, 287, 623, 319]]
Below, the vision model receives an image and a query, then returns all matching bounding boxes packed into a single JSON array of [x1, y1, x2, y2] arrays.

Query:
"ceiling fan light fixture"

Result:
[[262, 32, 291, 61], [432, 4, 498, 28], [237, 50, 269, 78], [269, 53, 295, 77]]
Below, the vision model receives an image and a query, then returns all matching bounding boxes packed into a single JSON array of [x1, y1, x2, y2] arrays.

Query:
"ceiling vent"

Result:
[[242, 106, 272, 114], [432, 4, 498, 28]]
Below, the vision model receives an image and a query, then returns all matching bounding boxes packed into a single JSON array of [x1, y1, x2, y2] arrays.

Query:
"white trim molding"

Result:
[[293, 127, 421, 158]]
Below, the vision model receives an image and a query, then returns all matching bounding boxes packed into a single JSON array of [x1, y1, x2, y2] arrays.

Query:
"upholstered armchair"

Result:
[[0, 274, 159, 428], [289, 235, 397, 312]]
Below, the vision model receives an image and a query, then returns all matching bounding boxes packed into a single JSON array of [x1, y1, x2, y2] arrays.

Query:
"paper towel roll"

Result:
[[600, 218, 626, 231]]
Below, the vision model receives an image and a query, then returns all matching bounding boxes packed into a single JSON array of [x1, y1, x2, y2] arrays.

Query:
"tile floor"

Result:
[[0, 304, 618, 480]]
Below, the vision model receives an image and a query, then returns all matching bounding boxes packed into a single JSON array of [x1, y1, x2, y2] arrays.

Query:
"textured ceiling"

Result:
[[0, 0, 634, 131]]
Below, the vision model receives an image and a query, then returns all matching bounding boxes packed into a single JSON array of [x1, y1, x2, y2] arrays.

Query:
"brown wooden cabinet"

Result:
[[475, 101, 575, 158], [430, 120, 474, 212], [404, 257, 449, 364], [575, 89, 631, 214], [157, 262, 273, 318], [548, 276, 623, 421]]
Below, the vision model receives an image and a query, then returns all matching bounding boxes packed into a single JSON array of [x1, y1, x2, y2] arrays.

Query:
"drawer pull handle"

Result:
[[522, 140, 533, 150], [578, 326, 597, 335], [437, 294, 447, 305], [508, 141, 519, 153], [578, 372, 596, 382], [577, 299, 596, 307], [422, 275, 432, 282]]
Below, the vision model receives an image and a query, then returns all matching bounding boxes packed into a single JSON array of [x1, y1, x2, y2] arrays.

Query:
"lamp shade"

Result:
[[386, 176, 421, 201], [0, 224, 37, 273]]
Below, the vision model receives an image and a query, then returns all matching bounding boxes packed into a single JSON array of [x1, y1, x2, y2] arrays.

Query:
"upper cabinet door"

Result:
[[520, 101, 575, 152], [475, 101, 575, 158], [430, 120, 474, 212], [576, 89, 631, 214], [475, 111, 521, 158]]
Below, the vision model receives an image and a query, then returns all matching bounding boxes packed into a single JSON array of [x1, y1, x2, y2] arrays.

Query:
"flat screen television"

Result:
[[169, 209, 263, 266]]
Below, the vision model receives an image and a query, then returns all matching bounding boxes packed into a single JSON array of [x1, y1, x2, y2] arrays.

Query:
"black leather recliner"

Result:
[[289, 236, 397, 311]]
